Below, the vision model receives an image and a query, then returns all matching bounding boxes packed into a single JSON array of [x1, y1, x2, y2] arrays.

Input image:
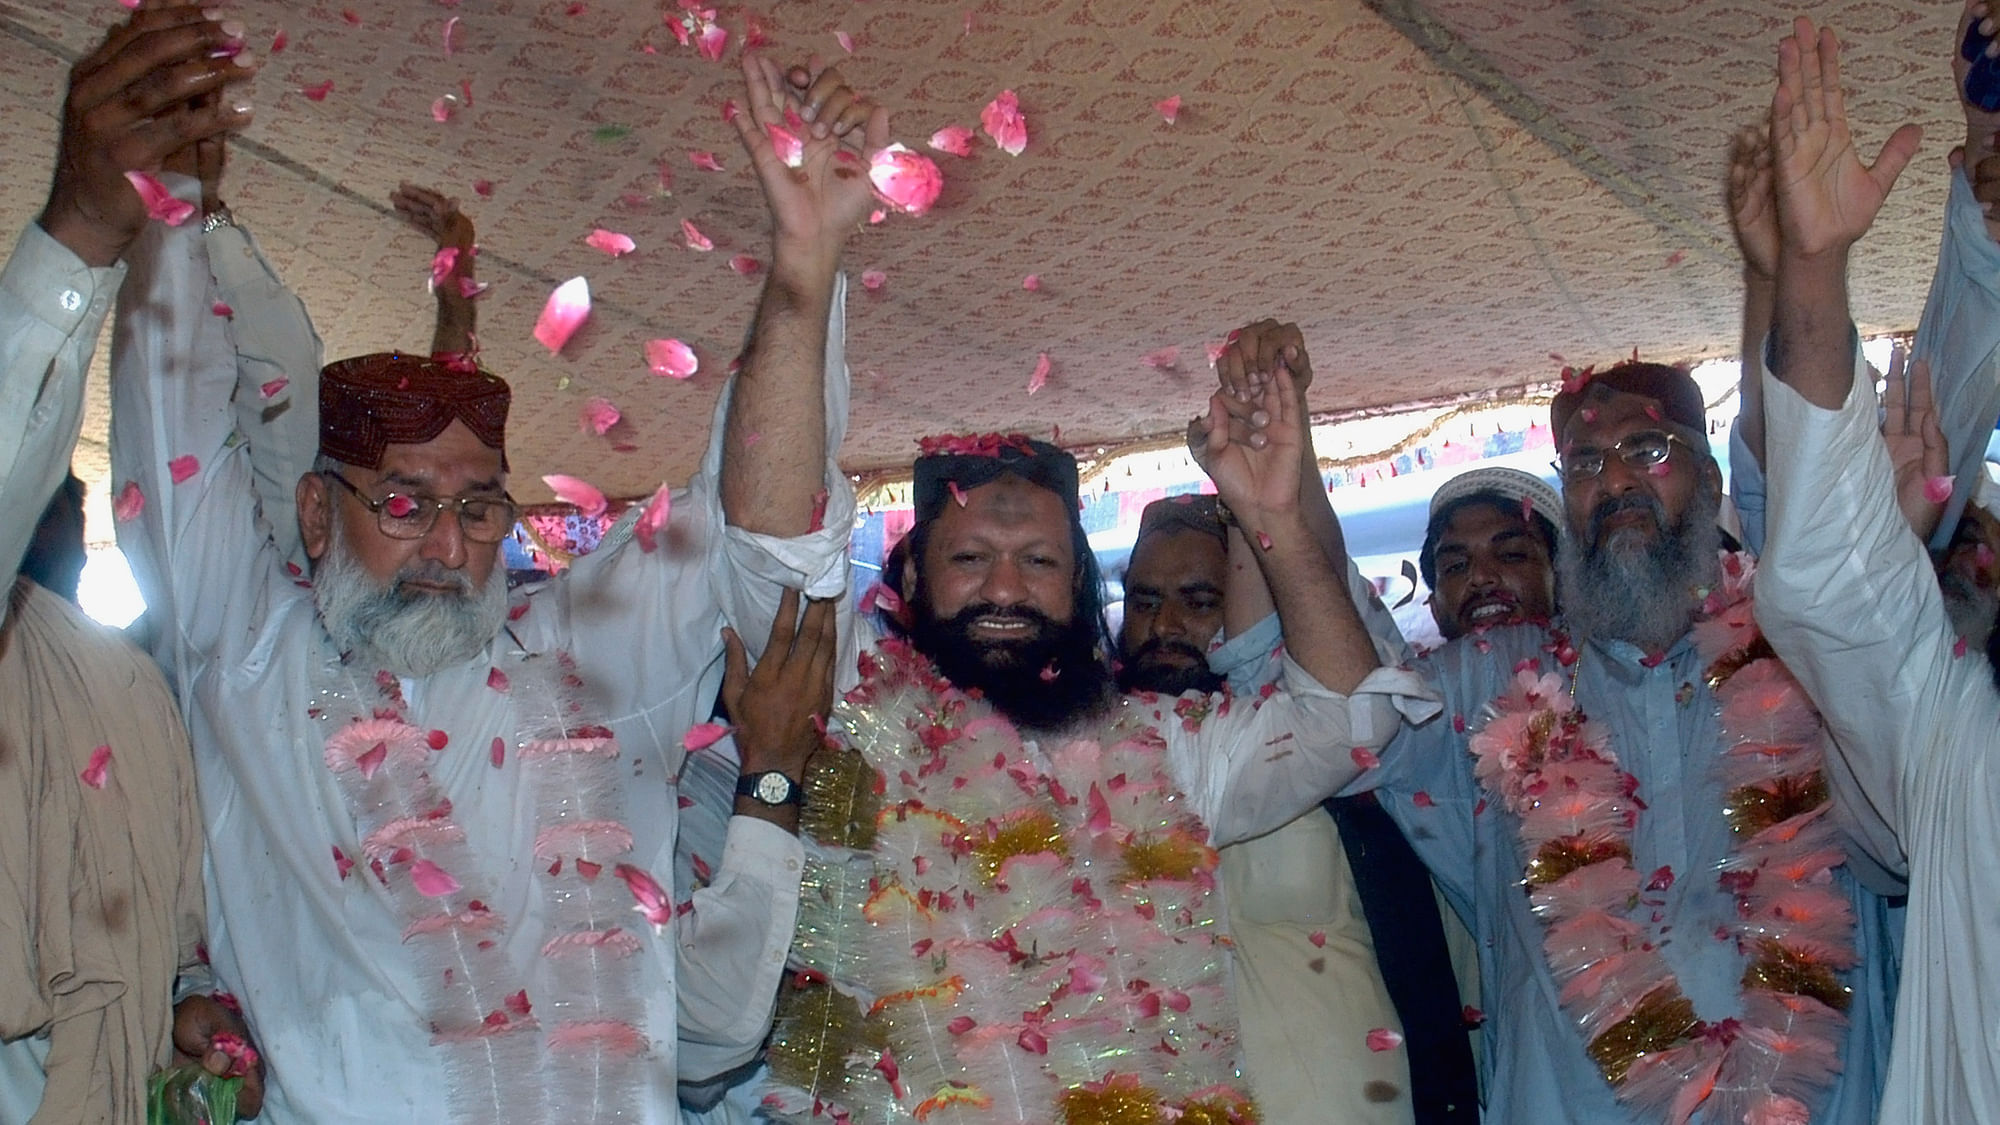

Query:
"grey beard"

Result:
[[314, 522, 509, 678], [1941, 571, 1997, 652], [1558, 487, 1722, 653]]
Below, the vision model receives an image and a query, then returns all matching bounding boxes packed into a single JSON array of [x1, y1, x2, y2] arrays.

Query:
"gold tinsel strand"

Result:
[[1119, 832, 1220, 883], [1585, 986, 1701, 1086], [767, 978, 886, 1102], [1723, 774, 1830, 838], [801, 744, 882, 850], [1525, 836, 1634, 887], [1057, 1081, 1168, 1125], [1704, 636, 1776, 691], [1742, 940, 1852, 1012], [969, 812, 1068, 883], [1175, 1092, 1262, 1125]]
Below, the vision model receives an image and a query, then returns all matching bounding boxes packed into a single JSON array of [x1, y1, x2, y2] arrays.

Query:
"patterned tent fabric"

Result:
[[1, 0, 1959, 511]]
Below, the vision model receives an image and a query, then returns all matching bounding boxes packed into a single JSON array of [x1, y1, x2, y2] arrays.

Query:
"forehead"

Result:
[[1127, 528, 1226, 587], [1437, 501, 1537, 550], [926, 476, 1073, 547], [367, 420, 505, 489], [1560, 385, 1674, 448]]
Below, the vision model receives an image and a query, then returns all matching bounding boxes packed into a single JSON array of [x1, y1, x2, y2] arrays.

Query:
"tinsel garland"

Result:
[[315, 646, 651, 1123], [763, 637, 1258, 1125], [1466, 553, 1854, 1125]]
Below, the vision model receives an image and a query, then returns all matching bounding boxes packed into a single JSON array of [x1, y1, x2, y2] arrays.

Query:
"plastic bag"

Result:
[[147, 1065, 241, 1125]]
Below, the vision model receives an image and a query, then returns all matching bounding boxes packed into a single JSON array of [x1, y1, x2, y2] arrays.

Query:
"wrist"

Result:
[[768, 234, 842, 288], [37, 203, 132, 269]]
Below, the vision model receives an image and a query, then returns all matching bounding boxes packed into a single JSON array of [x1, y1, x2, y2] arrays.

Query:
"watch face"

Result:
[[755, 772, 793, 805]]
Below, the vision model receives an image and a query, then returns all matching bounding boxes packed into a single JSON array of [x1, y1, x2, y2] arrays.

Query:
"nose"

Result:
[[1151, 599, 1189, 640], [1465, 563, 1500, 592], [980, 557, 1027, 608], [419, 506, 470, 571]]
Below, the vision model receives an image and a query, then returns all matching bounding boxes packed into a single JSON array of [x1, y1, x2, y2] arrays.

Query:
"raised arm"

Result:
[[390, 183, 479, 358], [1725, 123, 1780, 554], [0, 7, 252, 620], [721, 54, 885, 535]]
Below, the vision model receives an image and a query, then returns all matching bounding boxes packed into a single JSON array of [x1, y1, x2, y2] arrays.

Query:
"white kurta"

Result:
[[1758, 353, 2000, 1125], [108, 203, 854, 1123]]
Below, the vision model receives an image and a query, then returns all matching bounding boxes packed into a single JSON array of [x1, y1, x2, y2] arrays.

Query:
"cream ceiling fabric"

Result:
[[0, 0, 1962, 504]]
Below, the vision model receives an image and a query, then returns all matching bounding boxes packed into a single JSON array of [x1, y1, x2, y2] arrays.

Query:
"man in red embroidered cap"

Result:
[[102, 46, 877, 1125]]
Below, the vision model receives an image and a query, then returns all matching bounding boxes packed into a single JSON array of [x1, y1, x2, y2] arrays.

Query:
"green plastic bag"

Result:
[[147, 1065, 241, 1125]]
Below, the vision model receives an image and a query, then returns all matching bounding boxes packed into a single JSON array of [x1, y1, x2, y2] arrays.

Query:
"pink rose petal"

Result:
[[1925, 475, 1955, 505], [721, 98, 739, 124], [123, 172, 196, 226], [1412, 790, 1435, 808], [868, 143, 944, 216], [645, 338, 698, 380], [728, 254, 762, 276], [1308, 930, 1326, 948], [430, 247, 459, 287], [929, 125, 975, 157], [457, 277, 489, 300], [1351, 747, 1380, 770], [1155, 94, 1181, 124], [333, 846, 354, 880], [765, 123, 804, 168], [300, 80, 335, 102], [212, 301, 233, 317], [586, 228, 637, 257], [861, 269, 888, 291], [1365, 1027, 1404, 1052], [543, 474, 607, 517], [112, 481, 144, 522], [410, 860, 461, 897], [490, 737, 506, 768], [634, 481, 673, 553], [1255, 530, 1274, 551], [473, 179, 495, 197], [1141, 345, 1180, 369], [1016, 1028, 1048, 1055], [835, 29, 854, 52], [270, 28, 288, 52], [689, 150, 725, 172], [534, 277, 591, 352], [487, 667, 510, 692], [681, 219, 714, 252], [980, 89, 1028, 155], [442, 15, 460, 55], [683, 721, 729, 751], [355, 741, 387, 779], [695, 20, 727, 61], [869, 209, 887, 224], [79, 744, 112, 790], [168, 455, 200, 484], [1022, 274, 1041, 291], [1956, 635, 1971, 659], [948, 481, 968, 507], [431, 96, 456, 123], [580, 397, 622, 436], [1027, 352, 1051, 395], [340, 9, 361, 26]]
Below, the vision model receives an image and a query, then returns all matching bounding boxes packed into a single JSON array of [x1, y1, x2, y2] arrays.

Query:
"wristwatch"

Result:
[[735, 770, 803, 807]]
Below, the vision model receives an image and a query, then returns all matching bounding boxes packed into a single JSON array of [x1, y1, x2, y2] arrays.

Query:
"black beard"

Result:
[[909, 598, 1114, 733], [1986, 597, 2000, 694], [1116, 637, 1225, 696]]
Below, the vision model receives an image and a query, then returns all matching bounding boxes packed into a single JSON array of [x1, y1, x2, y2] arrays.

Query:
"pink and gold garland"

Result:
[[765, 637, 1257, 1125], [1467, 554, 1854, 1125]]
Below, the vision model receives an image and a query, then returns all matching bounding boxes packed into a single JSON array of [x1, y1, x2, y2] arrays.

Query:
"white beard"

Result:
[[1559, 487, 1722, 653], [313, 521, 509, 678]]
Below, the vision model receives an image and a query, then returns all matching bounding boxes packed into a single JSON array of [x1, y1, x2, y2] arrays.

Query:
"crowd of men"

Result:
[[6, 0, 2000, 1122]]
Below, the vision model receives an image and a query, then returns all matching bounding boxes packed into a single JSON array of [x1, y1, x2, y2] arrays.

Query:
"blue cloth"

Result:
[[1366, 624, 1898, 1124]]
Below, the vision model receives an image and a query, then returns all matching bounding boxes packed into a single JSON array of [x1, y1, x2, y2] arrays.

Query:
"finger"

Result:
[[861, 101, 891, 155], [73, 5, 222, 80], [1276, 324, 1312, 386], [799, 62, 846, 120], [764, 587, 803, 658], [720, 626, 749, 713], [73, 16, 252, 119], [1910, 356, 1937, 421], [797, 597, 840, 703], [1218, 341, 1250, 400], [806, 83, 853, 137], [1203, 396, 1232, 458], [828, 93, 875, 138], [1868, 123, 1926, 197]]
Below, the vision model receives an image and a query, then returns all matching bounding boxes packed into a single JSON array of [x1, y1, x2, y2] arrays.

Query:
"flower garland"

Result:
[[314, 643, 655, 1122], [762, 637, 1257, 1125], [1467, 553, 1853, 1125]]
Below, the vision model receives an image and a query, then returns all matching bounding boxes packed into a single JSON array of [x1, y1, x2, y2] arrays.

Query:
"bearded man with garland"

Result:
[[763, 368, 1431, 1122], [1281, 349, 1900, 1121], [102, 48, 873, 1124]]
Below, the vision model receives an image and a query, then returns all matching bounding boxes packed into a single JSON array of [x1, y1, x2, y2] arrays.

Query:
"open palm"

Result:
[[1770, 19, 1922, 258], [730, 53, 888, 252]]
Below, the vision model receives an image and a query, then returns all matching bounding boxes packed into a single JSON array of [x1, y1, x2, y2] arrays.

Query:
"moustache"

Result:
[[1128, 637, 1210, 668], [1587, 492, 1665, 546], [393, 560, 474, 597]]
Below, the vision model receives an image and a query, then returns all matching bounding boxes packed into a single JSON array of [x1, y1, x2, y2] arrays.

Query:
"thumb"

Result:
[[721, 626, 749, 705], [1868, 123, 1923, 195]]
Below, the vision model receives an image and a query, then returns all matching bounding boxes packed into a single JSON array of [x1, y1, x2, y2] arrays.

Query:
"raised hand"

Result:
[[1881, 346, 1951, 540], [391, 184, 475, 253], [728, 52, 888, 264], [1199, 365, 1305, 528], [720, 588, 839, 794], [39, 6, 257, 266], [1769, 17, 1922, 260], [1727, 123, 1780, 278], [1215, 319, 1315, 404]]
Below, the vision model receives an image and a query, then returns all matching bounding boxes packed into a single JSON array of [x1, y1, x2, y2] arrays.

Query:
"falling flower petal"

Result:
[[432, 95, 456, 123], [457, 277, 489, 300], [696, 20, 727, 61], [410, 860, 461, 897], [614, 862, 673, 931], [80, 744, 112, 790], [1027, 352, 1051, 395], [929, 125, 975, 157], [835, 29, 855, 52], [490, 737, 506, 768], [543, 474, 607, 517], [1366, 1028, 1404, 1052], [124, 172, 196, 226], [868, 143, 944, 215], [586, 228, 637, 257], [580, 397, 622, 435], [505, 990, 532, 1017], [112, 481, 144, 522], [430, 247, 459, 288], [1462, 1005, 1485, 1026], [534, 277, 591, 352], [168, 455, 200, 484], [980, 89, 1028, 155], [300, 80, 335, 102], [728, 253, 762, 276], [634, 481, 673, 553], [689, 150, 725, 172], [1351, 747, 1380, 770], [1022, 274, 1041, 291], [860, 582, 904, 617], [681, 219, 714, 251], [442, 15, 460, 55], [270, 28, 288, 52], [765, 122, 804, 168], [869, 209, 887, 224], [721, 98, 739, 124], [1645, 865, 1676, 891], [487, 667, 510, 692], [333, 846, 354, 880], [1155, 94, 1181, 124], [1925, 475, 1955, 505], [1141, 346, 1180, 369], [683, 721, 729, 751], [646, 338, 698, 380], [340, 9, 361, 26], [861, 270, 888, 291], [473, 179, 495, 197]]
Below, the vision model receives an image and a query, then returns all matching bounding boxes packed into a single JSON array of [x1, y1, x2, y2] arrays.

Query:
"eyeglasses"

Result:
[[323, 472, 519, 543], [1552, 430, 1697, 483]]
